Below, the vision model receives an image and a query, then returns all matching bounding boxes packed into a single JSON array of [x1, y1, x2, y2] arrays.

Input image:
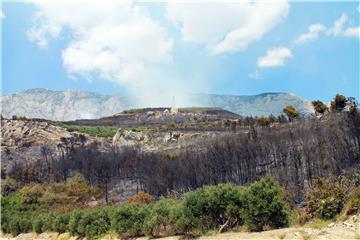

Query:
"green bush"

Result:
[[40, 213, 57, 232], [306, 177, 345, 219], [68, 211, 84, 236], [183, 183, 243, 231], [52, 214, 70, 233], [33, 217, 44, 233], [77, 210, 110, 239], [7, 215, 32, 236], [110, 203, 151, 237], [241, 177, 290, 231], [144, 199, 183, 236]]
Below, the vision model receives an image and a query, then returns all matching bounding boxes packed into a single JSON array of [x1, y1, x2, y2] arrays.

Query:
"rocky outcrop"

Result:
[[1, 119, 102, 167], [112, 128, 149, 148]]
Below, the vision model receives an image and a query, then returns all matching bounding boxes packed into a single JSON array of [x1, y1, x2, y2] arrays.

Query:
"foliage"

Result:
[[258, 116, 270, 127], [283, 105, 300, 121], [345, 187, 360, 214], [110, 203, 151, 237], [1, 177, 21, 195], [306, 177, 345, 219], [126, 191, 155, 204], [144, 199, 183, 236], [183, 183, 244, 231], [76, 209, 110, 239], [330, 94, 348, 112], [18, 181, 102, 211], [52, 122, 118, 138], [241, 177, 290, 231], [312, 100, 328, 114]]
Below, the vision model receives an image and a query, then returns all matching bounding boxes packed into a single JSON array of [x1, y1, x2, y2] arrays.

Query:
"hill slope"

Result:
[[0, 89, 313, 121]]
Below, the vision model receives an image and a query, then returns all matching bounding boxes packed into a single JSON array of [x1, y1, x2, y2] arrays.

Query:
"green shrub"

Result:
[[183, 183, 243, 231], [7, 215, 32, 236], [241, 177, 290, 231], [40, 213, 57, 232], [144, 199, 182, 236], [110, 203, 151, 237], [68, 211, 84, 236], [306, 177, 345, 219], [52, 214, 70, 233], [33, 217, 44, 233], [77, 209, 110, 239], [20, 184, 44, 204]]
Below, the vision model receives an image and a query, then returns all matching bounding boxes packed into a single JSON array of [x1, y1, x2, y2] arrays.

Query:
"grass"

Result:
[[299, 230, 312, 240], [178, 107, 211, 114], [278, 232, 287, 239], [303, 218, 332, 230], [123, 126, 158, 132], [52, 122, 158, 137], [51, 122, 118, 138]]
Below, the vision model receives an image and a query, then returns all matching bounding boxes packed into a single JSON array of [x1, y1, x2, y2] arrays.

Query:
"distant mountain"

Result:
[[0, 88, 313, 121]]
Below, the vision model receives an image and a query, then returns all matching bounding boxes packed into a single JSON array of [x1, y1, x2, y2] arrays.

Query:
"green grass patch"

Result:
[[52, 122, 118, 138], [123, 126, 158, 132]]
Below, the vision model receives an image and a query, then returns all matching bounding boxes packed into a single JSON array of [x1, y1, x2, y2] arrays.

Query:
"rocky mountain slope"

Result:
[[0, 89, 313, 121], [1, 119, 108, 166]]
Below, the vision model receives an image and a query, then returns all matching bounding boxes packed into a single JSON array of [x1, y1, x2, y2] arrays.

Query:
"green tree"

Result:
[[330, 94, 347, 112], [283, 105, 300, 121], [312, 100, 328, 115]]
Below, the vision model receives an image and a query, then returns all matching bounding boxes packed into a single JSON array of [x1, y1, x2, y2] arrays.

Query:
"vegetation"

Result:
[[2, 94, 359, 238], [1, 177, 291, 238], [283, 104, 300, 121], [312, 100, 328, 114], [330, 94, 347, 112], [241, 177, 289, 231], [52, 122, 118, 137], [306, 177, 345, 219]]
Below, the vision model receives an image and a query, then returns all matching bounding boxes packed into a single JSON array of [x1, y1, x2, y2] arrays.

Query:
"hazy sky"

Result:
[[1, 1, 359, 102]]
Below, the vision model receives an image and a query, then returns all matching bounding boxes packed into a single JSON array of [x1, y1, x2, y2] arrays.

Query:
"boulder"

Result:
[[112, 128, 148, 148], [164, 131, 181, 143]]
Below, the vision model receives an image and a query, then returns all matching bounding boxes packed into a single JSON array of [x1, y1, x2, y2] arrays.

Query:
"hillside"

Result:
[[0, 89, 314, 121]]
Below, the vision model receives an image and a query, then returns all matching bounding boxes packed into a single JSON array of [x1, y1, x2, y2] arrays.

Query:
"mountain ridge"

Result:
[[0, 88, 314, 121]]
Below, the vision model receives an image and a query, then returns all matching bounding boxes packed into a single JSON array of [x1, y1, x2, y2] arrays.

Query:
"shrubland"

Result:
[[1, 177, 292, 239]]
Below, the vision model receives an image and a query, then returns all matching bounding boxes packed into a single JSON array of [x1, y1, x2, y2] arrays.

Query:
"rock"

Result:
[[1, 119, 99, 168], [327, 223, 335, 228], [164, 131, 181, 142], [112, 128, 148, 148]]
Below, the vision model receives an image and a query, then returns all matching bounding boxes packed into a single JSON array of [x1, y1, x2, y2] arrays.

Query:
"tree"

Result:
[[330, 94, 347, 112], [258, 116, 270, 127], [283, 105, 300, 121], [312, 100, 328, 115]]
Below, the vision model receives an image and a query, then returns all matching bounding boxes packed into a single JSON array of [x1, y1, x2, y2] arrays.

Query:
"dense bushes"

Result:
[[110, 203, 151, 237], [241, 177, 290, 231], [1, 177, 291, 238], [182, 184, 244, 231], [306, 177, 345, 219]]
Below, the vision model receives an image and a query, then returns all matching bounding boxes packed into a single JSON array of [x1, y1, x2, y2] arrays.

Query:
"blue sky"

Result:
[[1, 1, 359, 103]]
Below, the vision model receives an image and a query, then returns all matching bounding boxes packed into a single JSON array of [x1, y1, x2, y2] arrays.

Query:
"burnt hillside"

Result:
[[5, 112, 360, 204]]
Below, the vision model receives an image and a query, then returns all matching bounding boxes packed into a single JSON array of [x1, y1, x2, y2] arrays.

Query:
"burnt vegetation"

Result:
[[2, 94, 360, 238], [4, 107, 360, 204]]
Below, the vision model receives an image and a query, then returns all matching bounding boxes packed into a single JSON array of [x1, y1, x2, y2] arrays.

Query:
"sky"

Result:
[[1, 1, 359, 103]]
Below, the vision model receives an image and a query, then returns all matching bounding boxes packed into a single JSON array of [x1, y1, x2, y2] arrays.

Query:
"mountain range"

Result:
[[0, 88, 314, 121]]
